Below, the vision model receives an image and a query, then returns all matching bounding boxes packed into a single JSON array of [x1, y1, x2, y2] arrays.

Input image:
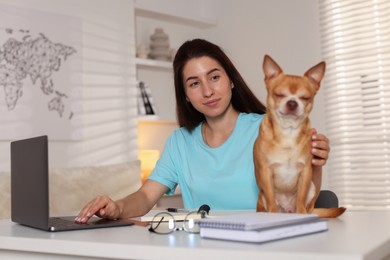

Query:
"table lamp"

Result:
[[139, 149, 160, 183]]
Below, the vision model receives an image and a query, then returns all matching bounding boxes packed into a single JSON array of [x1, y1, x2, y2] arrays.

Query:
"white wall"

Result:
[[0, 0, 138, 171]]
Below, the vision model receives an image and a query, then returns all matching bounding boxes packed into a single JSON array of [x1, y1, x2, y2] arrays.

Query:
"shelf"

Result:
[[137, 115, 160, 121], [134, 3, 217, 29], [138, 117, 177, 126], [133, 1, 217, 123], [136, 58, 172, 70]]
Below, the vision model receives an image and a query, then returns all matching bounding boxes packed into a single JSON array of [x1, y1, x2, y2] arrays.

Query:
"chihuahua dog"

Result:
[[254, 55, 345, 218]]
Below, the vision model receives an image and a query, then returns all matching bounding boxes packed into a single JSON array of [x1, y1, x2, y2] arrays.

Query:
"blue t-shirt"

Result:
[[148, 112, 264, 210]]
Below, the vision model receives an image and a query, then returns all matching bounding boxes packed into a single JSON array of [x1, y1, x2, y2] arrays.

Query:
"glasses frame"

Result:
[[148, 204, 210, 234]]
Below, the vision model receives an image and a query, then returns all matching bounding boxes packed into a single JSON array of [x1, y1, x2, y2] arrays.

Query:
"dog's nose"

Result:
[[287, 100, 298, 111]]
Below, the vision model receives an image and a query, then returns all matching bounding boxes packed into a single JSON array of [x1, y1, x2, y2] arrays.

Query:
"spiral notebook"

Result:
[[140, 209, 252, 222], [198, 212, 327, 243]]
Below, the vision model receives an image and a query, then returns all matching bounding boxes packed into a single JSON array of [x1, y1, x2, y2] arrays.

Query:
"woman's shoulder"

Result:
[[167, 124, 199, 142], [239, 112, 264, 123]]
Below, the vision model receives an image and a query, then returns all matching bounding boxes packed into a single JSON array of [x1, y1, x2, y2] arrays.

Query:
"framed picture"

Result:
[[0, 4, 81, 140]]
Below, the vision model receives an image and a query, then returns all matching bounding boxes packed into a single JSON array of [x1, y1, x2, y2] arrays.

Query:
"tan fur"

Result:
[[254, 55, 346, 218]]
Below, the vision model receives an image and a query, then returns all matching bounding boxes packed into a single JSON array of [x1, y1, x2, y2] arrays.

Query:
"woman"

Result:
[[75, 39, 329, 223]]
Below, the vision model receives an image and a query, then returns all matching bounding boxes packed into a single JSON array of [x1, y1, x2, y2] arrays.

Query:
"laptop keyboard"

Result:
[[47, 216, 133, 231], [49, 217, 81, 229]]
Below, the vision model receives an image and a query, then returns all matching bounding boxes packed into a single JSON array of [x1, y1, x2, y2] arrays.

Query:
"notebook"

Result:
[[10, 135, 134, 232], [198, 212, 327, 243], [140, 209, 252, 222]]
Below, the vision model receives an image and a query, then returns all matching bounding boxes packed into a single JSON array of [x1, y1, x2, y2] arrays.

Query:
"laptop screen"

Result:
[[11, 135, 49, 229]]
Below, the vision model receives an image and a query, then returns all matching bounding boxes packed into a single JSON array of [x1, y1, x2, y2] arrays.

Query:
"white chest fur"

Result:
[[266, 128, 310, 212], [270, 149, 305, 191]]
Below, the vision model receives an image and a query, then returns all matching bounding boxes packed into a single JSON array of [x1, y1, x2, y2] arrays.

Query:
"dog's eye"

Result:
[[274, 93, 285, 99], [301, 96, 311, 101]]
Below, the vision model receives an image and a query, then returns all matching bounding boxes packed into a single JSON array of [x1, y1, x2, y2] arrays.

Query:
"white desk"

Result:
[[0, 211, 390, 260]]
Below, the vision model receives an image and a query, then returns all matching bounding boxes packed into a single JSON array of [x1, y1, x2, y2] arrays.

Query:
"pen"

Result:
[[166, 208, 189, 213]]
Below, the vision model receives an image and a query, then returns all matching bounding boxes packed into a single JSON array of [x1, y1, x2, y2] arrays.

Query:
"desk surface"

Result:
[[1, 211, 390, 260]]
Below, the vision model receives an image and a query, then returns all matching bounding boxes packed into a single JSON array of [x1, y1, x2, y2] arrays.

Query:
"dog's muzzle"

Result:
[[287, 100, 298, 112]]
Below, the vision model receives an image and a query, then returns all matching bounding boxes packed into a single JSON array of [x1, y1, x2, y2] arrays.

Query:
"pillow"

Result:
[[0, 160, 141, 219], [49, 160, 141, 214], [0, 171, 11, 219]]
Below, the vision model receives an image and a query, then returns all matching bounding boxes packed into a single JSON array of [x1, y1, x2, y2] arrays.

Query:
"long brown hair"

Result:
[[173, 39, 266, 131]]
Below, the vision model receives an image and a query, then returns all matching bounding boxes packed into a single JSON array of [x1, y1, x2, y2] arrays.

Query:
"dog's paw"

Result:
[[296, 206, 308, 214]]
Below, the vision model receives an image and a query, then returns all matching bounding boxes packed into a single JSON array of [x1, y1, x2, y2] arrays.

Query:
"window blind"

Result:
[[319, 0, 390, 210]]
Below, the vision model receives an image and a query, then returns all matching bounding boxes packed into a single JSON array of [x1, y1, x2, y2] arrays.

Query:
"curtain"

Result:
[[319, 0, 390, 210]]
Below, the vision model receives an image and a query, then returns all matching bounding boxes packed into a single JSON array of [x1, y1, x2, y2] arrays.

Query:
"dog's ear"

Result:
[[263, 55, 283, 81], [304, 61, 326, 90]]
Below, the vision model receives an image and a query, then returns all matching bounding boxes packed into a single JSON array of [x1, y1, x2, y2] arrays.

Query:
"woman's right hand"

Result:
[[75, 195, 121, 223]]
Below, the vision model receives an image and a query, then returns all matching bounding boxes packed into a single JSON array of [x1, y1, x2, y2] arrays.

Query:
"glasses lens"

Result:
[[183, 211, 202, 233], [150, 212, 176, 234]]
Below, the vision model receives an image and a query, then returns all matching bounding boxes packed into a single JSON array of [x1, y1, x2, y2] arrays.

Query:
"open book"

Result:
[[198, 212, 327, 243]]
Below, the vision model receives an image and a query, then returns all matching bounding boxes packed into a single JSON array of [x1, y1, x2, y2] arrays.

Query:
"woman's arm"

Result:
[[116, 180, 168, 218], [76, 180, 168, 223]]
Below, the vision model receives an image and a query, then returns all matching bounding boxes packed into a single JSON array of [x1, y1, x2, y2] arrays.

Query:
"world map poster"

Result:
[[0, 4, 82, 140]]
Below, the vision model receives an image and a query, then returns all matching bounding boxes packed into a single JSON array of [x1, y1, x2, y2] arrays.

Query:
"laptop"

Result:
[[10, 135, 134, 232]]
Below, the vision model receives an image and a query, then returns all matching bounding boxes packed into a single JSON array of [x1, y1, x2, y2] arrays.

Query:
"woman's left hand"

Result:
[[311, 128, 330, 167]]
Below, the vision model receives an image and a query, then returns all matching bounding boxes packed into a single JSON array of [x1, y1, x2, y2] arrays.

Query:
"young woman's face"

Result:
[[183, 56, 233, 119]]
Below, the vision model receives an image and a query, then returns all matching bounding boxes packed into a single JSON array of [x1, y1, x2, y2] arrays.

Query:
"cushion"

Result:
[[49, 160, 141, 214], [0, 172, 11, 219], [0, 160, 141, 219]]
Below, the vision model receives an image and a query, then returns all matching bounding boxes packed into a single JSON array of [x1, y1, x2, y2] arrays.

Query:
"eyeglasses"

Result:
[[148, 204, 210, 234]]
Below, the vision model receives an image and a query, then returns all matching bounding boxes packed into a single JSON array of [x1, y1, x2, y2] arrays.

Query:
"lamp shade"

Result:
[[138, 150, 160, 183]]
